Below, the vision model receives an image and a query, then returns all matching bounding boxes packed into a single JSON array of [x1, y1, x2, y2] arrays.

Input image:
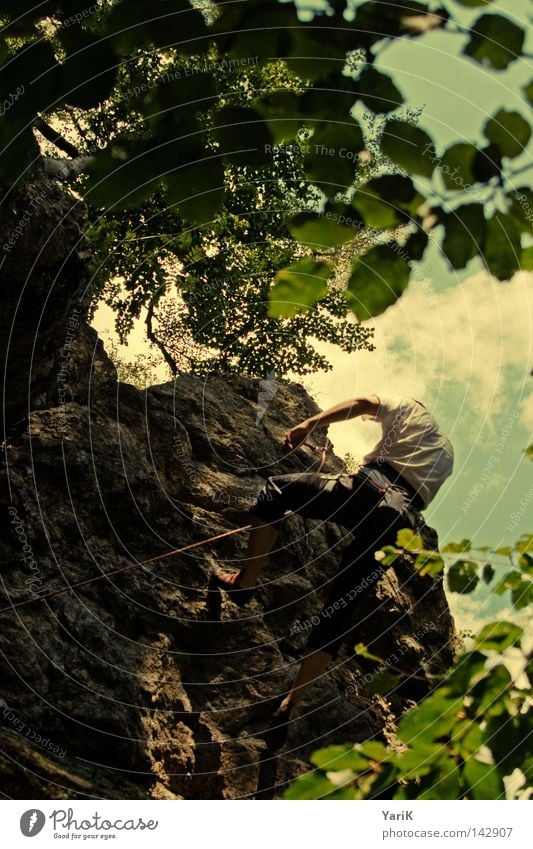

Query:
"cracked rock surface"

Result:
[[0, 177, 459, 799]]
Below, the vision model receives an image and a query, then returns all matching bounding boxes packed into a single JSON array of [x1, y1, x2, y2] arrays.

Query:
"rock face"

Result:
[[0, 177, 460, 799]]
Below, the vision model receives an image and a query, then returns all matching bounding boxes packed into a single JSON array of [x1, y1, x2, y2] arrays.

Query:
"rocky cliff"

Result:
[[0, 176, 459, 799]]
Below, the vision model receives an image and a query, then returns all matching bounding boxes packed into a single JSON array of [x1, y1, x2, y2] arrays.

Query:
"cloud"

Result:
[[302, 270, 533, 462]]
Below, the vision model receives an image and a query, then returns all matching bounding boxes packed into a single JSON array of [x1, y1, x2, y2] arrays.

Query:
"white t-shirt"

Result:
[[361, 395, 454, 508]]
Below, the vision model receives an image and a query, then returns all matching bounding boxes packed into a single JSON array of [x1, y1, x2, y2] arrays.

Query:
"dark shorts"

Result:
[[249, 468, 416, 659]]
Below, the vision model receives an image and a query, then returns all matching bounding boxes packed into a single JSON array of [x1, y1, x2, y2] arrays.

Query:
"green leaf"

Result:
[[418, 757, 461, 800], [84, 136, 161, 210], [454, 1, 496, 6], [164, 158, 225, 225], [252, 90, 302, 143], [474, 621, 523, 652], [471, 143, 502, 184], [352, 188, 403, 229], [442, 203, 485, 270], [371, 175, 424, 212], [447, 560, 479, 594], [519, 551, 533, 573], [346, 244, 411, 320], [219, 2, 292, 61], [285, 29, 347, 81], [523, 80, 533, 107], [352, 174, 423, 229], [446, 651, 487, 692], [137, 71, 217, 137], [511, 580, 533, 610], [289, 212, 357, 248], [521, 247, 533, 270], [442, 539, 472, 553], [283, 771, 338, 800], [269, 258, 333, 318], [515, 534, 533, 555], [396, 529, 424, 552], [0, 40, 60, 120], [486, 713, 532, 776], [482, 562, 495, 584], [297, 71, 359, 123], [404, 229, 429, 262], [493, 570, 522, 595], [439, 143, 477, 191], [0, 124, 39, 184], [463, 14, 525, 70], [58, 27, 118, 109], [463, 758, 504, 799], [356, 67, 404, 114], [303, 120, 364, 195], [473, 664, 512, 717], [105, 0, 207, 55], [354, 643, 383, 663], [484, 110, 531, 159], [353, 1, 434, 41], [482, 211, 522, 280], [366, 668, 402, 695], [358, 740, 391, 762], [214, 106, 273, 167], [451, 720, 483, 758], [414, 550, 445, 577], [398, 695, 464, 745], [396, 743, 442, 779], [310, 744, 368, 772], [381, 119, 436, 178]]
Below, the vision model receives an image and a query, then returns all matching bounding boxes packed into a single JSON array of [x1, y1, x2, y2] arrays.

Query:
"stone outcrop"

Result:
[[0, 176, 459, 799]]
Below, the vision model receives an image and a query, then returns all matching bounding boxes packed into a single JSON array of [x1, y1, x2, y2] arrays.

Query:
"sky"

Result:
[[295, 0, 533, 634], [92, 0, 532, 637]]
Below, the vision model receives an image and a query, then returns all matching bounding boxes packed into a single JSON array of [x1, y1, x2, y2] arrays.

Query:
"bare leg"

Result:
[[264, 648, 333, 749], [280, 648, 332, 709], [235, 514, 278, 588]]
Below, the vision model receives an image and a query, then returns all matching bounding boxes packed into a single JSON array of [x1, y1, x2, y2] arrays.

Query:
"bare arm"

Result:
[[284, 395, 381, 450]]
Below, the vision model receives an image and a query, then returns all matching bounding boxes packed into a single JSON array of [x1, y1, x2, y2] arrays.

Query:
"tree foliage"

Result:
[[286, 530, 533, 800], [1, 0, 530, 368]]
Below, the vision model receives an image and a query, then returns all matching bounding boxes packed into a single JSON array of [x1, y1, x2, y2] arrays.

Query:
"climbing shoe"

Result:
[[210, 568, 255, 605], [263, 699, 295, 751]]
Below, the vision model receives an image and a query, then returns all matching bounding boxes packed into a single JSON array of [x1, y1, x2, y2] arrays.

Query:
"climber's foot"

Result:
[[263, 698, 295, 751], [211, 568, 255, 605]]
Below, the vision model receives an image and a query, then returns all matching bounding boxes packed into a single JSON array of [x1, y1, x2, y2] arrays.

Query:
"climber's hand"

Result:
[[283, 422, 314, 452]]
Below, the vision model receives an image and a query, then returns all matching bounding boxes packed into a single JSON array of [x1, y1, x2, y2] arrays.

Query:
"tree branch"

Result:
[[34, 116, 81, 158], [146, 301, 179, 376]]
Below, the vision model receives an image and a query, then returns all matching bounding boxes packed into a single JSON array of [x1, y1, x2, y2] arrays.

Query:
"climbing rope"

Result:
[[303, 438, 333, 473], [0, 523, 253, 616], [1, 440, 334, 616]]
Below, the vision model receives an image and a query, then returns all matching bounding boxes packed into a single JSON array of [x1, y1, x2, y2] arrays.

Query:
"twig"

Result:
[[146, 300, 179, 375]]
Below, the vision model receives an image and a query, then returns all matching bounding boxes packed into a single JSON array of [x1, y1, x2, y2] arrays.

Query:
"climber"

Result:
[[212, 394, 454, 749]]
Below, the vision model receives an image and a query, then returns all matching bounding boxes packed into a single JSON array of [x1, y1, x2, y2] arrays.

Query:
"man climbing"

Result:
[[212, 394, 454, 749]]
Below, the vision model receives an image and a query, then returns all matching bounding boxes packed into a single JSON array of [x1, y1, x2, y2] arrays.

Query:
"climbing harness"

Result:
[[0, 523, 253, 616], [303, 438, 333, 473]]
